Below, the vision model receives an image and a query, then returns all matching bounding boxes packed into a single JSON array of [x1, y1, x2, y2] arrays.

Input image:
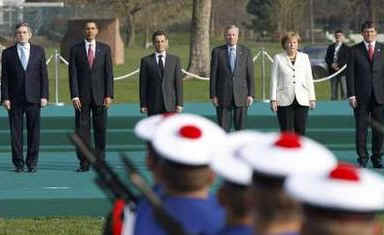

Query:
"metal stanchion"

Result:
[[261, 48, 269, 102], [54, 49, 64, 106]]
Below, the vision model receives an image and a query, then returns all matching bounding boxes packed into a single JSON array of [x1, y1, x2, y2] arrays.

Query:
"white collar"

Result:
[[17, 43, 30, 49], [155, 51, 166, 57], [364, 40, 376, 49], [85, 39, 96, 46], [227, 44, 237, 51]]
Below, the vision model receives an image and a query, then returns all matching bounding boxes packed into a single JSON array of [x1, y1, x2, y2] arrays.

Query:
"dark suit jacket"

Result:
[[210, 44, 255, 107], [325, 43, 349, 76], [69, 41, 114, 105], [139, 53, 183, 112], [347, 42, 384, 104], [1, 44, 49, 103]]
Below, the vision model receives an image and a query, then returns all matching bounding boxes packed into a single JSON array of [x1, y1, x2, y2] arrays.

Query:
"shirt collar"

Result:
[[363, 40, 376, 49], [85, 39, 96, 46], [227, 44, 237, 51], [155, 51, 166, 58], [17, 42, 30, 49]]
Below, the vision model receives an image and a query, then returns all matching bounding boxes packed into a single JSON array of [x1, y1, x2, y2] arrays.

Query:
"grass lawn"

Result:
[[44, 33, 332, 105], [0, 217, 104, 235]]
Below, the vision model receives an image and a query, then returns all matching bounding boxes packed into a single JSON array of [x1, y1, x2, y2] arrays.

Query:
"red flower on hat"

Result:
[[274, 132, 301, 148], [329, 163, 360, 182], [179, 125, 202, 139]]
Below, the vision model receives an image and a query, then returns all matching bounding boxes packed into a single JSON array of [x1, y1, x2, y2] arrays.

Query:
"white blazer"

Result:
[[270, 51, 316, 107]]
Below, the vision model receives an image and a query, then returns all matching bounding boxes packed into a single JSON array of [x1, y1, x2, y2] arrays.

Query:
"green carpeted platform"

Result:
[[0, 101, 357, 152], [0, 101, 377, 217]]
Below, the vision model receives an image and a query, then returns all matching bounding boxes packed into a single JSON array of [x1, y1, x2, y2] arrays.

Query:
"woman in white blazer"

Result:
[[270, 32, 316, 135]]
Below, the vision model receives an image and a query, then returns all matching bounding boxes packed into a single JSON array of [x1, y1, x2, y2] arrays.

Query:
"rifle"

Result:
[[119, 152, 195, 235], [69, 133, 194, 235], [69, 133, 137, 206]]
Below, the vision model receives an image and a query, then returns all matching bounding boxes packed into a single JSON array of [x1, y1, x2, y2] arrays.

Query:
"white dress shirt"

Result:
[[155, 52, 166, 66], [17, 43, 30, 68], [363, 40, 376, 51], [85, 39, 96, 55]]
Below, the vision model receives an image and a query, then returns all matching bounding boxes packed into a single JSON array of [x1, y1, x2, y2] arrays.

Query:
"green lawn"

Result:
[[44, 33, 332, 105], [0, 217, 104, 235]]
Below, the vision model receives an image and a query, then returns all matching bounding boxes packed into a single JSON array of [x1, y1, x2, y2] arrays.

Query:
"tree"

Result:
[[246, 0, 273, 32], [64, 0, 185, 48], [247, 0, 307, 38], [211, 0, 251, 37], [186, 0, 211, 77]]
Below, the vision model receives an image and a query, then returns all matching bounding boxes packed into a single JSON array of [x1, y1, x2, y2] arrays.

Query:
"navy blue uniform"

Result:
[[219, 225, 252, 235], [134, 194, 225, 235]]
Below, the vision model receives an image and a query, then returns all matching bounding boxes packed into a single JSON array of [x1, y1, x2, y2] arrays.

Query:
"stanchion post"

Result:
[[261, 48, 266, 101], [54, 49, 64, 106]]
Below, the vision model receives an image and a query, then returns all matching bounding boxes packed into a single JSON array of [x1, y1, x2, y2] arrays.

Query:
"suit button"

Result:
[[293, 81, 296, 84]]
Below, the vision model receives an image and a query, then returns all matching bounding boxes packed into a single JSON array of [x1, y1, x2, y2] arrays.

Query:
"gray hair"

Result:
[[225, 25, 239, 34]]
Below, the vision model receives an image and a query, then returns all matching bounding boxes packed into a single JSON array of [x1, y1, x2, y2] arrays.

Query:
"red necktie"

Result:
[[368, 43, 374, 61], [88, 44, 94, 67]]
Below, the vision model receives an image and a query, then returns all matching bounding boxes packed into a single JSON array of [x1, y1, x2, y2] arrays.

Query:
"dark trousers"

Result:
[[75, 102, 107, 167], [9, 102, 41, 169], [277, 99, 309, 136], [216, 105, 247, 132], [147, 99, 166, 116], [330, 75, 347, 100], [353, 99, 384, 161]]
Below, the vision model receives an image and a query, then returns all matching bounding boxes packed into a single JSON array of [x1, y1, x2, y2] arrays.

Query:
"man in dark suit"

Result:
[[210, 25, 255, 132], [325, 30, 349, 100], [347, 21, 384, 168], [139, 30, 183, 116], [1, 22, 49, 173], [69, 21, 114, 172]]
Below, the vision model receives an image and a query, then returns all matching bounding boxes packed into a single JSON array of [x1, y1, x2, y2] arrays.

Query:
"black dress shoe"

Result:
[[76, 167, 90, 172], [27, 168, 37, 173], [371, 158, 383, 168], [358, 158, 368, 168], [15, 168, 24, 173]]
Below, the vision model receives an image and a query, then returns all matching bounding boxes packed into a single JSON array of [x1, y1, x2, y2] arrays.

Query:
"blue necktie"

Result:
[[229, 47, 235, 72], [20, 46, 28, 70]]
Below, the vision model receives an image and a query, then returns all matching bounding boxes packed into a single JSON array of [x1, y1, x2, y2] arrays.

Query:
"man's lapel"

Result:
[[358, 42, 370, 62], [234, 46, 242, 74], [11, 45, 23, 69], [25, 45, 34, 71], [163, 54, 173, 79], [91, 42, 102, 70], [150, 53, 162, 78], [373, 42, 382, 67]]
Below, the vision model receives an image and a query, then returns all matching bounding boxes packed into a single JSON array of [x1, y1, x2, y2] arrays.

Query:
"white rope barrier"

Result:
[[313, 65, 347, 83], [181, 69, 209, 80], [59, 55, 69, 65], [114, 69, 140, 81], [46, 55, 53, 65], [252, 51, 262, 62], [50, 50, 346, 83], [58, 55, 139, 81], [182, 49, 265, 80], [263, 51, 274, 63]]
